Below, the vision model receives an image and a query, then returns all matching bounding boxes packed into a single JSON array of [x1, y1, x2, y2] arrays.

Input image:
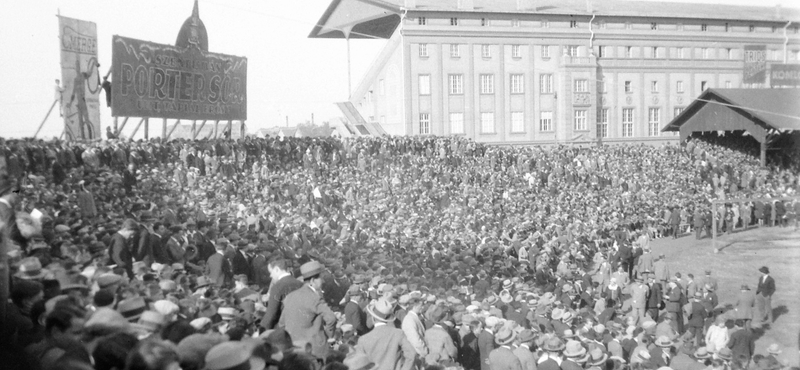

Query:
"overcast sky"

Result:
[[0, 0, 795, 139]]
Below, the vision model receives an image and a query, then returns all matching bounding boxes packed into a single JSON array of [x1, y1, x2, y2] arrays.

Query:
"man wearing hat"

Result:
[[488, 326, 523, 370], [279, 260, 336, 359], [755, 266, 775, 326], [206, 239, 233, 288], [344, 284, 368, 335], [260, 257, 302, 330], [513, 329, 537, 370], [727, 319, 755, 367], [538, 336, 565, 370], [356, 298, 416, 370], [686, 292, 707, 347], [110, 219, 138, 278], [629, 275, 649, 325]]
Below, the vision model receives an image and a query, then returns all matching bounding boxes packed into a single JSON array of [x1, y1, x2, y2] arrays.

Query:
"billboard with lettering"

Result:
[[770, 64, 800, 87], [743, 45, 767, 84], [58, 16, 102, 140], [111, 35, 247, 120]]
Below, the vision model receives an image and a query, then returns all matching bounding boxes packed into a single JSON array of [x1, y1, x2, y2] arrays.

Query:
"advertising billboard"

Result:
[[58, 16, 102, 140], [743, 45, 767, 84]]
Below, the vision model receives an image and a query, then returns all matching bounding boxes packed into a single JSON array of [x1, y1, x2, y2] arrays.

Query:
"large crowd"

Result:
[[0, 134, 798, 370]]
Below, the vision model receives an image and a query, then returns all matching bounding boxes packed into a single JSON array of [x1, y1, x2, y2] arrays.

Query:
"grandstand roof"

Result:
[[662, 88, 800, 137], [310, 0, 800, 39]]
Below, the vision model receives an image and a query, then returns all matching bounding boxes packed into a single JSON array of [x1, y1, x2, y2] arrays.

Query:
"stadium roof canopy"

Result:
[[661, 88, 800, 143], [309, 0, 800, 39]]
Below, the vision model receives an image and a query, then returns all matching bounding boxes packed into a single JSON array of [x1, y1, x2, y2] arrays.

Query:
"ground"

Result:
[[649, 225, 800, 366]]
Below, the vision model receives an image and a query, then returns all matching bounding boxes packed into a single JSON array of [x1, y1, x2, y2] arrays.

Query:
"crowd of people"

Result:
[[0, 133, 798, 370]]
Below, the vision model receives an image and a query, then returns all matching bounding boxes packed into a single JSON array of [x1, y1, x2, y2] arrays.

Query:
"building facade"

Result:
[[311, 0, 800, 144]]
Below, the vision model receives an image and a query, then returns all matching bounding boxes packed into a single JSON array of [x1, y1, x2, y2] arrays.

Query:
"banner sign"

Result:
[[770, 64, 800, 87], [743, 45, 767, 84], [59, 16, 102, 140], [111, 35, 247, 120]]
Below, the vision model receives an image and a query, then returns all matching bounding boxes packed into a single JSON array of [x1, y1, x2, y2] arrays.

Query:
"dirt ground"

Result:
[[649, 225, 800, 366]]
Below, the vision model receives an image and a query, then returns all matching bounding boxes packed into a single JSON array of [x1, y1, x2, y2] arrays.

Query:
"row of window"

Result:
[[417, 16, 799, 34], [418, 107, 684, 137], [420, 43, 796, 61], [421, 74, 715, 96]]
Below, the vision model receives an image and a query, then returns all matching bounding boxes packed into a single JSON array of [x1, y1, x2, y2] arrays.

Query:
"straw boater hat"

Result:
[[367, 298, 396, 323], [767, 344, 782, 355], [300, 261, 324, 279], [588, 348, 608, 367], [495, 326, 517, 346], [655, 336, 674, 348], [564, 340, 587, 358]]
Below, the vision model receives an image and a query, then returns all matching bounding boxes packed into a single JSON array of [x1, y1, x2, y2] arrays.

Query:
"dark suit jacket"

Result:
[[261, 275, 303, 329], [280, 285, 336, 358], [109, 233, 132, 270], [756, 275, 775, 297], [728, 328, 755, 360], [478, 330, 496, 370], [460, 332, 481, 370], [230, 250, 252, 279], [344, 301, 368, 335], [687, 301, 707, 328], [647, 282, 663, 309]]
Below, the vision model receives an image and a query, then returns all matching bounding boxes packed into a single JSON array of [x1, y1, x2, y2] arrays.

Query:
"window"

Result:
[[702, 48, 709, 59], [418, 17, 427, 26], [647, 108, 660, 137], [450, 18, 458, 26], [574, 110, 587, 131], [599, 80, 607, 93], [674, 107, 684, 117], [701, 81, 707, 91], [511, 45, 521, 58], [540, 111, 553, 131], [598, 108, 609, 138], [450, 44, 460, 58], [626, 46, 633, 58], [510, 74, 524, 94], [449, 74, 463, 94], [701, 24, 708, 31], [541, 45, 550, 59], [624, 81, 633, 93], [625, 22, 632, 30], [679, 47, 687, 59], [541, 20, 549, 28], [418, 75, 430, 95], [651, 22, 658, 30], [480, 112, 495, 133], [725, 81, 732, 89], [650, 47, 659, 58], [726, 48, 733, 59], [481, 44, 491, 58], [481, 18, 488, 26], [379, 79, 385, 95], [622, 108, 634, 137], [450, 113, 464, 134], [598, 46, 606, 58], [676, 80, 684, 93], [480, 74, 495, 94], [367, 91, 373, 103], [540, 74, 553, 93], [570, 20, 578, 28], [511, 112, 525, 133], [566, 45, 579, 57], [749, 25, 755, 32], [512, 19, 520, 27], [419, 44, 428, 57], [574, 79, 588, 93], [650, 81, 658, 92], [725, 23, 729, 32], [419, 113, 430, 135]]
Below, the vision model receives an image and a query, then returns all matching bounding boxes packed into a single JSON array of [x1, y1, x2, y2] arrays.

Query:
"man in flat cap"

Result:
[[279, 260, 336, 359]]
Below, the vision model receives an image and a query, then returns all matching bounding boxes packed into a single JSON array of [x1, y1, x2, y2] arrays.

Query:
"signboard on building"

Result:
[[743, 45, 767, 84], [770, 64, 800, 87], [110, 1, 247, 121], [58, 16, 102, 140]]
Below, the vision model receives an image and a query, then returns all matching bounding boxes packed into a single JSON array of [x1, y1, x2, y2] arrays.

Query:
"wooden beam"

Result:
[[193, 120, 208, 140], [34, 99, 59, 138], [144, 118, 149, 139], [162, 118, 167, 138], [166, 119, 181, 140], [130, 117, 145, 139], [191, 120, 197, 139], [214, 120, 220, 139], [225, 120, 232, 138], [116, 117, 130, 135]]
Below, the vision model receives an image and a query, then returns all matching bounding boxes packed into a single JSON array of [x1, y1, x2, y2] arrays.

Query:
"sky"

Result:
[[0, 0, 796, 139]]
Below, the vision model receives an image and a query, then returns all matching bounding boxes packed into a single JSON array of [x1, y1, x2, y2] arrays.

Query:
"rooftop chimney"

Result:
[[458, 0, 474, 11]]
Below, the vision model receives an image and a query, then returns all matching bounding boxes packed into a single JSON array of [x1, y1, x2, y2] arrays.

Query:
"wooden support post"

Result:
[[114, 116, 119, 134], [214, 120, 220, 138], [712, 205, 718, 253], [194, 120, 208, 140], [760, 141, 767, 167], [162, 118, 167, 138], [166, 119, 181, 140], [117, 117, 130, 135], [144, 118, 149, 139], [240, 121, 246, 138], [191, 120, 197, 139], [34, 99, 59, 138], [225, 120, 232, 138], [130, 117, 145, 139]]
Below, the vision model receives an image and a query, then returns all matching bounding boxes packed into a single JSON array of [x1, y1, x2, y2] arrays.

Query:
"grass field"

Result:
[[649, 225, 800, 366]]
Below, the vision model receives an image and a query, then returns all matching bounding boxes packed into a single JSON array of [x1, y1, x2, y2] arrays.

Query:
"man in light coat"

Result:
[[488, 327, 523, 370], [357, 298, 416, 370], [734, 284, 755, 330], [512, 330, 537, 370], [279, 261, 337, 359], [629, 276, 649, 325], [401, 296, 428, 358]]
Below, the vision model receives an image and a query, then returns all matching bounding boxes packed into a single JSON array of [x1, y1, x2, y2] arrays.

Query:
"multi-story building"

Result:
[[310, 0, 800, 144]]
